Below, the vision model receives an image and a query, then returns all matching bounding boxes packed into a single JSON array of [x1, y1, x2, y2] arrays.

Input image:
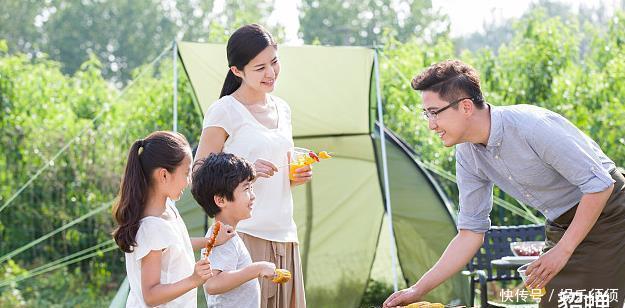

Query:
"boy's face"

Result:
[[422, 91, 470, 147], [222, 180, 255, 221]]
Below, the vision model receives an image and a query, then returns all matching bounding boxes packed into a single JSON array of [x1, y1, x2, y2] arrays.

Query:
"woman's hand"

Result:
[[290, 164, 312, 186], [254, 158, 278, 179]]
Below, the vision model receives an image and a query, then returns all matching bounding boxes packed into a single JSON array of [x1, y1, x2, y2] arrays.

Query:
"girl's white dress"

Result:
[[125, 201, 196, 307]]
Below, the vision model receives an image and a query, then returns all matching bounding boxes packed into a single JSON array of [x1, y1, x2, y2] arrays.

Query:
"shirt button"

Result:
[[497, 143, 501, 146], [495, 155, 499, 159], [545, 209, 549, 213], [526, 194, 531, 197], [508, 176, 512, 180]]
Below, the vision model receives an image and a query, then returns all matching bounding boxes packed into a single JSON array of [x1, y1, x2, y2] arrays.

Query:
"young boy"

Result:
[[191, 152, 277, 308]]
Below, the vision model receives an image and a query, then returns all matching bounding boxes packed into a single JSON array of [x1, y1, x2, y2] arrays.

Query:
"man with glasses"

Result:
[[384, 60, 625, 308]]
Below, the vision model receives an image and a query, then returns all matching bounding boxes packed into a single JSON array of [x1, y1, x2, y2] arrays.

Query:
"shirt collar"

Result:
[[485, 104, 503, 148]]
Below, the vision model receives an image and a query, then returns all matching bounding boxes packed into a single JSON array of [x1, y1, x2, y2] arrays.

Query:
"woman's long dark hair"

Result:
[[220, 24, 277, 98], [112, 131, 191, 253]]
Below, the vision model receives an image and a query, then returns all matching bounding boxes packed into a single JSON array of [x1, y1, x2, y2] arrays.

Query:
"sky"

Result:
[[214, 0, 621, 44], [432, 0, 620, 37]]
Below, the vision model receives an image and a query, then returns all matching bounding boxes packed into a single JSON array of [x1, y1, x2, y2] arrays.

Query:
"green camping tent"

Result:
[[110, 42, 469, 307]]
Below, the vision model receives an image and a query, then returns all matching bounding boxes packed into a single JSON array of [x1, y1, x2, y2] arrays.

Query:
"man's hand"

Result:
[[524, 185, 613, 289], [525, 245, 572, 289], [383, 286, 422, 307]]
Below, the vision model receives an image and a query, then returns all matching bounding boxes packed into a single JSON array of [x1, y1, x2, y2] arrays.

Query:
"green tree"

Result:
[[0, 0, 237, 81], [299, 0, 443, 46], [455, 0, 616, 54], [205, 0, 285, 43], [0, 0, 287, 82], [0, 39, 202, 304]]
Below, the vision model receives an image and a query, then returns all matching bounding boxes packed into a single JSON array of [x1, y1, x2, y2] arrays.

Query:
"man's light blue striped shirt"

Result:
[[455, 104, 615, 233]]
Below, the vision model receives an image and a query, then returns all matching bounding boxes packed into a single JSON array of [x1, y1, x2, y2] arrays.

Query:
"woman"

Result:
[[194, 24, 310, 308]]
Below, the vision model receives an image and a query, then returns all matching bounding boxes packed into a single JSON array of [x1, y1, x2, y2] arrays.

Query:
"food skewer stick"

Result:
[[203, 221, 222, 259]]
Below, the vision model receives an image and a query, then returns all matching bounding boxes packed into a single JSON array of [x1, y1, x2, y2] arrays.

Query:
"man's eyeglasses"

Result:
[[422, 97, 473, 121]]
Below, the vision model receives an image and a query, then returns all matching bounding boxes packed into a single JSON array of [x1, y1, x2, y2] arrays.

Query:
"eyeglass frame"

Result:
[[422, 97, 473, 121]]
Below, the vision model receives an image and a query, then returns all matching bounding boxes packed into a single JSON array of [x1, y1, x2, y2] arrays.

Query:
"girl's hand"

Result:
[[291, 164, 312, 186], [256, 261, 277, 279], [190, 259, 213, 286], [254, 158, 278, 179], [214, 223, 235, 246]]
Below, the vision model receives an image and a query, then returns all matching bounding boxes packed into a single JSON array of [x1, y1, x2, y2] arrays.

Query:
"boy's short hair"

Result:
[[191, 153, 255, 218], [411, 60, 485, 109]]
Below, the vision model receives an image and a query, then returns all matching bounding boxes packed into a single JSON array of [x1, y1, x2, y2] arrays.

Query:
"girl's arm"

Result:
[[204, 261, 276, 295], [141, 250, 212, 306], [191, 237, 208, 250]]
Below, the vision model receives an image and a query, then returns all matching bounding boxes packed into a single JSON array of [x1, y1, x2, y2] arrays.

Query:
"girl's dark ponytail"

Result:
[[219, 24, 277, 98], [219, 70, 242, 98], [112, 140, 147, 253], [112, 132, 190, 253]]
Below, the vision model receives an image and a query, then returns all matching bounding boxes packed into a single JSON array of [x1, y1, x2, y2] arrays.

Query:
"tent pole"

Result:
[[172, 40, 178, 133], [301, 181, 313, 285], [374, 48, 399, 292]]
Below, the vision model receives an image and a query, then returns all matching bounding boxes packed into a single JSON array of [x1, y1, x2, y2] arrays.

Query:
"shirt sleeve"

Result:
[[456, 149, 494, 233], [133, 219, 177, 261], [529, 113, 614, 194], [203, 101, 234, 135], [207, 237, 239, 272]]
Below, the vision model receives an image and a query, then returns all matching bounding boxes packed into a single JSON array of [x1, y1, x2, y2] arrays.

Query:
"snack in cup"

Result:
[[318, 151, 332, 159], [308, 151, 320, 162], [289, 148, 332, 181]]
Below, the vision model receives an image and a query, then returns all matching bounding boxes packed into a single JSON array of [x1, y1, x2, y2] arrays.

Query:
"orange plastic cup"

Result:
[[289, 147, 311, 181]]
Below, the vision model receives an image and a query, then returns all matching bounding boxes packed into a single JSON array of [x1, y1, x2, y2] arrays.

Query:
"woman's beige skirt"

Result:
[[541, 169, 625, 308], [239, 232, 306, 308]]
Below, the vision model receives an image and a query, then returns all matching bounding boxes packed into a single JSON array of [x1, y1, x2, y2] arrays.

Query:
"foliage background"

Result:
[[1, 1, 624, 306]]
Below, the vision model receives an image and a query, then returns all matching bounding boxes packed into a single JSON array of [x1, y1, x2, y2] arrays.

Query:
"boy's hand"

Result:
[[190, 259, 213, 286], [254, 158, 278, 179], [214, 223, 235, 246], [255, 261, 277, 279]]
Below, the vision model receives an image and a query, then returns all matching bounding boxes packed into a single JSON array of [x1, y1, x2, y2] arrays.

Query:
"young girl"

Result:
[[195, 24, 310, 307], [112, 131, 232, 307]]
